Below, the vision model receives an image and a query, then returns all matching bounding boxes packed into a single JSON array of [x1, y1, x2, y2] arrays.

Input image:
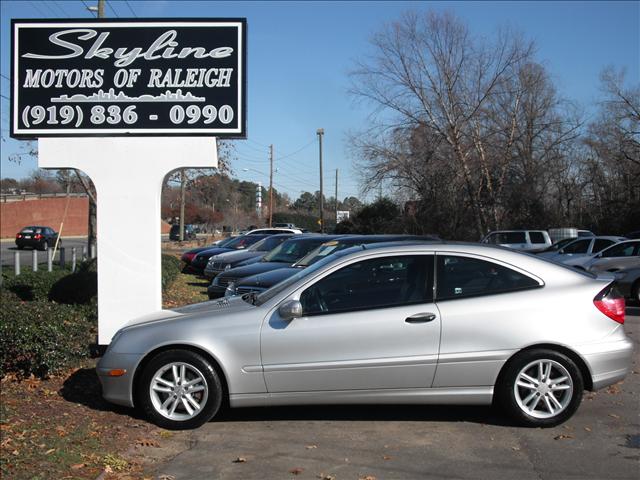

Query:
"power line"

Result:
[[275, 138, 316, 161], [38, 0, 60, 16], [52, 0, 72, 16], [123, 0, 137, 16], [106, 0, 120, 17], [80, 0, 96, 17], [28, 1, 48, 16]]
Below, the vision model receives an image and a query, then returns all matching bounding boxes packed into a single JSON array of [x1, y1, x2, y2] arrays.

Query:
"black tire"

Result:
[[137, 349, 223, 430], [39, 240, 49, 251], [496, 349, 584, 427]]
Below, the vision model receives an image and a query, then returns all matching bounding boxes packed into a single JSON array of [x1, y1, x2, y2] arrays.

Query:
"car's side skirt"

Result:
[[229, 386, 494, 408]]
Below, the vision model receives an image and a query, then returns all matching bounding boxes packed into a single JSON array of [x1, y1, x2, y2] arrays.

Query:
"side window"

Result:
[[562, 239, 590, 254], [602, 242, 636, 258], [593, 239, 614, 252], [436, 255, 540, 301], [528, 232, 546, 244], [300, 255, 434, 315]]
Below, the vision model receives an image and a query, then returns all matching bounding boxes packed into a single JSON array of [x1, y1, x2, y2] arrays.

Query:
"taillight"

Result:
[[16, 233, 21, 238], [594, 285, 625, 324], [34, 234, 42, 240]]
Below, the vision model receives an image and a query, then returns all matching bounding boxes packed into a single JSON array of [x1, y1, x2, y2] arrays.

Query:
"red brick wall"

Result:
[[1, 197, 172, 238], [1, 197, 89, 238]]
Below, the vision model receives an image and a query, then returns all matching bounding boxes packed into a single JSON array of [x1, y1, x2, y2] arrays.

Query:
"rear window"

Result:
[[529, 232, 547, 244]]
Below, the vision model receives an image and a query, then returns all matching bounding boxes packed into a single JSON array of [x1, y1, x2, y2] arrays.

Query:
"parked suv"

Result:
[[480, 230, 551, 253], [15, 226, 59, 250]]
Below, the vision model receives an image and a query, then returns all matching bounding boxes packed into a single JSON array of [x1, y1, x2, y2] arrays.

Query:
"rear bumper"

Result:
[[580, 335, 634, 390]]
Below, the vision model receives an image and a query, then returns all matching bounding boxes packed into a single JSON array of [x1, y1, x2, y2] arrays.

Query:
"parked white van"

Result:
[[481, 230, 552, 253]]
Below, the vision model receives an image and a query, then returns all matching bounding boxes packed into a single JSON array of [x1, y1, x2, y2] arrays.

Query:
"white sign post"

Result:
[[39, 136, 217, 343]]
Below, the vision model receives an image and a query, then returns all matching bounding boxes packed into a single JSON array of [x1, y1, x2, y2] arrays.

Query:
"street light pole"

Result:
[[269, 144, 274, 227], [317, 128, 324, 233]]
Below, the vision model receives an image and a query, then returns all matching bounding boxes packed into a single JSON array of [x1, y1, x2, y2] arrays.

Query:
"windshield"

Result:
[[295, 240, 358, 267], [548, 237, 577, 251], [226, 235, 264, 250], [255, 253, 341, 305], [254, 235, 292, 252], [262, 238, 325, 263], [214, 236, 237, 248]]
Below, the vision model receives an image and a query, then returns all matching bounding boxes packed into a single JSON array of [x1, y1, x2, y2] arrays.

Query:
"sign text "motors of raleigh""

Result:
[[11, 19, 246, 138]]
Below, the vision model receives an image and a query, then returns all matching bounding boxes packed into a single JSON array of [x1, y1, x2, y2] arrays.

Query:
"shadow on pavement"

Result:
[[213, 403, 514, 427]]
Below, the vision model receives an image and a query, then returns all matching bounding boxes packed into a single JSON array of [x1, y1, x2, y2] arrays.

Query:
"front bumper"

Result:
[[96, 352, 144, 408]]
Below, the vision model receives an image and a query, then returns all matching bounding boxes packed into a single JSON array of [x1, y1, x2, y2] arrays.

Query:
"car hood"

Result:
[[185, 245, 220, 255], [218, 261, 291, 280], [122, 296, 252, 329], [236, 267, 299, 287]]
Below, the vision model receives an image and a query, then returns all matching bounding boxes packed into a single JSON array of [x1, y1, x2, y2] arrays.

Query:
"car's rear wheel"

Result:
[[138, 349, 223, 430], [39, 240, 49, 251], [497, 349, 583, 427]]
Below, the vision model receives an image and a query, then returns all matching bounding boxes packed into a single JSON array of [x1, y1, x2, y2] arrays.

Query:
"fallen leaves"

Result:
[[305, 444, 318, 449], [289, 467, 304, 475], [136, 438, 160, 448], [608, 413, 621, 419], [317, 474, 336, 480], [553, 434, 573, 440], [359, 476, 377, 480], [232, 456, 247, 463]]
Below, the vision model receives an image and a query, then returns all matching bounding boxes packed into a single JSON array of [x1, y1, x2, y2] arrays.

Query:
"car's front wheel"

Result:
[[497, 349, 583, 427], [138, 349, 223, 430]]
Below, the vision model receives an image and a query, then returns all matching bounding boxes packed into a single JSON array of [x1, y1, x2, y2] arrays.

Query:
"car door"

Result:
[[590, 241, 640, 271], [433, 253, 543, 387], [261, 254, 441, 392]]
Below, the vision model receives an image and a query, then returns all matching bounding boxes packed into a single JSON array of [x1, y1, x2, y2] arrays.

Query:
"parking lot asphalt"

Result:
[[150, 308, 640, 480]]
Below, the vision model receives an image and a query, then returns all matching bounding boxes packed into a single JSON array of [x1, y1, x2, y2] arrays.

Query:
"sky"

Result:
[[1, 0, 638, 203]]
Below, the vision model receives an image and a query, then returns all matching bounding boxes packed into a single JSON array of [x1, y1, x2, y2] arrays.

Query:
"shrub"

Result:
[[2, 269, 70, 302], [49, 259, 97, 305], [162, 254, 181, 291], [0, 297, 96, 378]]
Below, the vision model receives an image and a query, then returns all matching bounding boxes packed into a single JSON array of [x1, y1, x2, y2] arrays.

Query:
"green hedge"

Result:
[[0, 295, 96, 378], [2, 269, 70, 302], [162, 254, 181, 291]]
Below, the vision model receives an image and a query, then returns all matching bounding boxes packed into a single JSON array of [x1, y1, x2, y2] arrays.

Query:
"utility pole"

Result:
[[97, 0, 105, 18], [317, 128, 324, 233], [269, 144, 274, 227], [179, 169, 186, 241], [335, 168, 339, 225]]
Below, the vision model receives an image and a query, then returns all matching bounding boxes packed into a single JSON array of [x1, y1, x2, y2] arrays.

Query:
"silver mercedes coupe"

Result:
[[97, 242, 633, 429]]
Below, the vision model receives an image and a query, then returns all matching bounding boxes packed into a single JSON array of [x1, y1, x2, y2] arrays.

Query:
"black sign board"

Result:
[[11, 18, 246, 138]]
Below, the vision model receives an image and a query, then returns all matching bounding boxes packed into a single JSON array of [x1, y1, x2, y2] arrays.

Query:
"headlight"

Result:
[[224, 282, 236, 297], [224, 264, 231, 271]]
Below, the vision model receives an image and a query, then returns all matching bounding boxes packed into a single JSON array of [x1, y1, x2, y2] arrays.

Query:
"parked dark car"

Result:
[[188, 234, 270, 275], [203, 234, 294, 279], [169, 224, 196, 241], [614, 267, 640, 304], [228, 234, 438, 296], [207, 235, 340, 298], [180, 236, 238, 271], [537, 237, 578, 254], [624, 230, 640, 239], [15, 226, 59, 250]]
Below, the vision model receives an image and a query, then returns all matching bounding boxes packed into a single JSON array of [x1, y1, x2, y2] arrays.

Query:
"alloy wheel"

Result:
[[513, 359, 573, 419], [149, 362, 209, 421]]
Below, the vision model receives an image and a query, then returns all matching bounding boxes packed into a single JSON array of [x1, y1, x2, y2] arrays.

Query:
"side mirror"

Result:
[[278, 299, 303, 321]]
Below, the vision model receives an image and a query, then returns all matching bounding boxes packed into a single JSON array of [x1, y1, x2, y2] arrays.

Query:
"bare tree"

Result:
[[350, 10, 536, 236]]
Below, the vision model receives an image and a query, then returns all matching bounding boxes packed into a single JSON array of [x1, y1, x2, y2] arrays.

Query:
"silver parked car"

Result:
[[537, 236, 626, 262], [569, 240, 640, 273], [97, 243, 633, 430]]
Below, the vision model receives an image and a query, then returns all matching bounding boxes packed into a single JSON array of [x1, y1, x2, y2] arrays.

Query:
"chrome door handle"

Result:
[[405, 313, 436, 323]]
